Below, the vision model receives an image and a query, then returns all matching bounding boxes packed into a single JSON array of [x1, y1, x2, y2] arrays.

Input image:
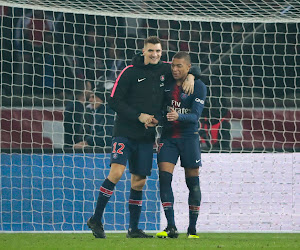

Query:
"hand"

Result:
[[144, 117, 159, 129], [167, 108, 179, 121], [182, 74, 194, 95], [73, 141, 88, 149], [138, 113, 154, 124]]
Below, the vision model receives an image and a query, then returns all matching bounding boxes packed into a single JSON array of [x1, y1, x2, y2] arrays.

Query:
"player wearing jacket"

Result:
[[108, 53, 171, 142]]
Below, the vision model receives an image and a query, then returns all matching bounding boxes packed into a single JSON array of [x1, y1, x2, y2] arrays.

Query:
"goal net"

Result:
[[0, 0, 299, 232]]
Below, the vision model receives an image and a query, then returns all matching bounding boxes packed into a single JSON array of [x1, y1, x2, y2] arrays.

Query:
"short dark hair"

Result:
[[144, 36, 161, 46], [173, 51, 191, 64]]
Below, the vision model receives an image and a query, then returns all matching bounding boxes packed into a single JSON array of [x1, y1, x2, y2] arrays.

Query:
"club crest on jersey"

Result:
[[181, 93, 188, 100], [160, 75, 165, 81]]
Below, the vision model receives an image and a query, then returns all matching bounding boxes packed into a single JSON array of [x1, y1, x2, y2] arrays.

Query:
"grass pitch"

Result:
[[0, 232, 299, 249]]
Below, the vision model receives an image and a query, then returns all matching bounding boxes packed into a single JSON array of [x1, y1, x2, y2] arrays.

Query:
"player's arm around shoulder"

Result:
[[194, 79, 207, 104]]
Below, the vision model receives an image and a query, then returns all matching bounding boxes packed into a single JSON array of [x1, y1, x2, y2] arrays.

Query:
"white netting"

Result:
[[0, 0, 299, 232], [0, 0, 300, 22]]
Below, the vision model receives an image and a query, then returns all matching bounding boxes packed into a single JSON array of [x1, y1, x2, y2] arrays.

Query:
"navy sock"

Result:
[[129, 188, 143, 231], [93, 178, 116, 222], [159, 171, 175, 227], [186, 176, 201, 233]]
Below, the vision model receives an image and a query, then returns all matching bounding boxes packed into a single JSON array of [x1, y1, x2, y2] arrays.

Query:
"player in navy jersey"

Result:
[[156, 51, 207, 239]]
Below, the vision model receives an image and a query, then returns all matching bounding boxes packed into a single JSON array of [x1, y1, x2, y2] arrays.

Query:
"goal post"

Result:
[[0, 0, 300, 232]]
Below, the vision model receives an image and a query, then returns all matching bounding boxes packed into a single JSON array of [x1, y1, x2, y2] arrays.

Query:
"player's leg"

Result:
[[88, 137, 129, 238], [156, 138, 179, 238], [180, 136, 202, 238], [87, 163, 125, 238], [185, 168, 201, 238], [129, 174, 146, 231], [126, 142, 154, 238], [93, 163, 126, 221]]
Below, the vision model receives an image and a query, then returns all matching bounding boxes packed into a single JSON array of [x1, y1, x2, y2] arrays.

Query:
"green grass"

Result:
[[0, 233, 299, 250]]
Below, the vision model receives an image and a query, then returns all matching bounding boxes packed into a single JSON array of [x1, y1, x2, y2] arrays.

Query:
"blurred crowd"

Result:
[[0, 6, 298, 106], [0, 5, 299, 150]]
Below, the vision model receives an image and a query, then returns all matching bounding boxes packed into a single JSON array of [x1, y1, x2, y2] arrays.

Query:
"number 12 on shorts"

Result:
[[112, 142, 125, 154]]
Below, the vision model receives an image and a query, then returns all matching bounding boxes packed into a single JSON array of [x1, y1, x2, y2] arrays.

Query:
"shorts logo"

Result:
[[113, 153, 118, 159], [196, 159, 201, 163], [195, 98, 204, 104]]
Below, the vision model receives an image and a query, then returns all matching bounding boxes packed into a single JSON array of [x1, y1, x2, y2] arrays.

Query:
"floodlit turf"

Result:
[[0, 233, 300, 249]]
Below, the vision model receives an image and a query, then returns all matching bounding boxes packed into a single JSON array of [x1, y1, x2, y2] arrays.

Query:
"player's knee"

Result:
[[131, 175, 146, 190], [186, 178, 201, 204], [185, 168, 199, 178], [108, 163, 126, 183], [158, 162, 175, 173]]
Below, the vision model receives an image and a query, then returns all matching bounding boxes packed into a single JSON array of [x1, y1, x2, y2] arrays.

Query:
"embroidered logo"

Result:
[[181, 93, 188, 100], [138, 78, 146, 82]]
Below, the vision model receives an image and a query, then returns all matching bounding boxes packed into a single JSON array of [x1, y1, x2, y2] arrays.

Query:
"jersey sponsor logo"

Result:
[[138, 78, 146, 82], [167, 105, 191, 114], [195, 98, 205, 104], [172, 100, 181, 107]]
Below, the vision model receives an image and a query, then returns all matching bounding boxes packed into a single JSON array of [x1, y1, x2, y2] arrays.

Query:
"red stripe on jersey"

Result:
[[110, 65, 133, 97], [100, 186, 113, 196], [189, 205, 200, 211], [172, 84, 181, 138], [129, 199, 142, 206], [162, 202, 173, 208]]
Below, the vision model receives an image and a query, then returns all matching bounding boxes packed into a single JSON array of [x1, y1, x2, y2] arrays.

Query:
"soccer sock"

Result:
[[93, 178, 116, 222], [159, 171, 175, 227], [129, 188, 143, 231], [186, 176, 201, 233]]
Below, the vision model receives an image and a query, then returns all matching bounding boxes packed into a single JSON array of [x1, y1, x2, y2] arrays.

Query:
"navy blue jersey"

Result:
[[161, 79, 207, 138]]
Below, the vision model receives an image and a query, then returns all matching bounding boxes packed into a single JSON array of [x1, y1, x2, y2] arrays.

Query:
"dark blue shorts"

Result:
[[157, 136, 202, 168], [110, 137, 154, 176]]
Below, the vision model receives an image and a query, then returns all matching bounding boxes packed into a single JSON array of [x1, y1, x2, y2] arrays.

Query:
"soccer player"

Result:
[[156, 51, 207, 239], [87, 36, 200, 238]]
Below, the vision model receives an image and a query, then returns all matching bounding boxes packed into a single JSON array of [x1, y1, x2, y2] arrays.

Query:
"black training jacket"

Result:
[[108, 54, 170, 142]]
